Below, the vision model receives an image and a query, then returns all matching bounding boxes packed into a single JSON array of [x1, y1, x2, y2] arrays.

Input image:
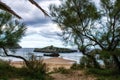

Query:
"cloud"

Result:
[[25, 23, 62, 39], [24, 17, 51, 26], [1, 0, 66, 48], [39, 29, 61, 39], [1, 0, 61, 26], [19, 34, 64, 48]]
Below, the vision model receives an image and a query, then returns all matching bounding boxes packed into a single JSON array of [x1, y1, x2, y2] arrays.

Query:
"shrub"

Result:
[[0, 59, 18, 78], [79, 56, 92, 68], [53, 67, 72, 74], [19, 54, 49, 80], [71, 63, 81, 70], [0, 58, 52, 80], [87, 68, 120, 76], [86, 68, 120, 80]]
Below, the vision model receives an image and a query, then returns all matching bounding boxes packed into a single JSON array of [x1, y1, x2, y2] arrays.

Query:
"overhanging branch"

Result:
[[2, 47, 30, 67]]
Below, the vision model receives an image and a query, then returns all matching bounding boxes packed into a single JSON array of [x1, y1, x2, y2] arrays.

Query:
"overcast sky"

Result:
[[1, 0, 72, 48]]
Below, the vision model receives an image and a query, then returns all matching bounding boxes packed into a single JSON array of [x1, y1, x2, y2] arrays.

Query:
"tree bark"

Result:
[[87, 55, 100, 69], [112, 55, 120, 70], [79, 48, 100, 69]]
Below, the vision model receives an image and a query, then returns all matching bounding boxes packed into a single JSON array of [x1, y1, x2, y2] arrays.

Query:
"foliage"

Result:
[[19, 54, 49, 80], [71, 63, 82, 70], [53, 67, 72, 74], [87, 68, 120, 80], [0, 59, 52, 80], [49, 0, 120, 70], [50, 0, 120, 51], [0, 59, 19, 79], [0, 11, 26, 48], [0, 11, 30, 70], [0, 10, 50, 80], [80, 56, 92, 68]]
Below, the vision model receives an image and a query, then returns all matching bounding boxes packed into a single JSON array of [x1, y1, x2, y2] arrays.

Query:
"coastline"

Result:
[[0, 48, 83, 63]]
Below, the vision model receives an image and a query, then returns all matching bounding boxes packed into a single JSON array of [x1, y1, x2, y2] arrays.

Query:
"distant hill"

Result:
[[34, 45, 77, 53]]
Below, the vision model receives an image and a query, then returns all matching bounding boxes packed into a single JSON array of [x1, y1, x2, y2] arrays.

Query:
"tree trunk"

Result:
[[112, 55, 120, 70], [2, 47, 32, 68], [80, 49, 100, 69], [87, 55, 100, 69]]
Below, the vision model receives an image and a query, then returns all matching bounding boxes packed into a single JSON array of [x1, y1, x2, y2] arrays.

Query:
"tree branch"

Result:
[[2, 47, 30, 68], [0, 1, 21, 19], [28, 0, 49, 16]]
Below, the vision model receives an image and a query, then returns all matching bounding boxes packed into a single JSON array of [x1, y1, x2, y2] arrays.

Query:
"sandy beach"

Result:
[[10, 57, 76, 71]]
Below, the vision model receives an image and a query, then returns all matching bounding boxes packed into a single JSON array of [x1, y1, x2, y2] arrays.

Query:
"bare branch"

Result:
[[0, 1, 21, 19], [29, 0, 49, 16]]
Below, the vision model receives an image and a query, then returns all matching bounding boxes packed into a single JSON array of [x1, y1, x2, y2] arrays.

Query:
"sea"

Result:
[[0, 48, 83, 63]]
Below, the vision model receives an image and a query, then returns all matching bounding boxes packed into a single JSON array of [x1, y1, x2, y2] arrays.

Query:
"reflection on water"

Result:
[[0, 48, 83, 63]]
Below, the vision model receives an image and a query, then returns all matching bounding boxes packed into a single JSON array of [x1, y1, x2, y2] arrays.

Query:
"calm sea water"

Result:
[[0, 48, 83, 63]]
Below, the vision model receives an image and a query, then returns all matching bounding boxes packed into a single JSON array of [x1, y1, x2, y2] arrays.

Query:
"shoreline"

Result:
[[0, 52, 82, 63]]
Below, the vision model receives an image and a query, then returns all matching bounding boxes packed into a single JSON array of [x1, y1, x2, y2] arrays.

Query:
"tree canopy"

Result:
[[0, 11, 35, 68], [49, 0, 120, 69], [0, 11, 26, 48], [50, 0, 120, 51]]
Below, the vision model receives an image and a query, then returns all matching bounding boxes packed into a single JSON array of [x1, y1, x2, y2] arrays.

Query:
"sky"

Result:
[[1, 0, 99, 48], [1, 0, 72, 48]]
